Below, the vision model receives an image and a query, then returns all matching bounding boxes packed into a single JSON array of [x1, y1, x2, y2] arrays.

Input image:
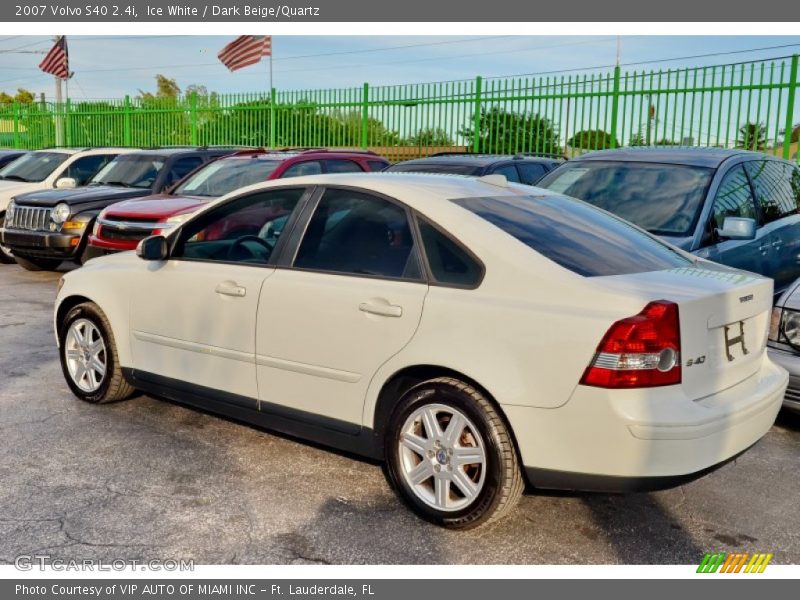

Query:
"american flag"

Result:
[[218, 36, 272, 72], [38, 36, 70, 80]]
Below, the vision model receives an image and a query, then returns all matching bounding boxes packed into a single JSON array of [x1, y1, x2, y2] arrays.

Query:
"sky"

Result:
[[1, 35, 800, 100]]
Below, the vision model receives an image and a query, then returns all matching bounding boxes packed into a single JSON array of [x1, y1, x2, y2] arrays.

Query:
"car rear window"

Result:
[[453, 194, 693, 277], [537, 161, 713, 236], [385, 163, 483, 176]]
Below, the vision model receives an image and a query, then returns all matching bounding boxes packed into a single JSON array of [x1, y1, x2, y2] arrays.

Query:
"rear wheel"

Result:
[[58, 302, 135, 404], [15, 254, 62, 271], [384, 377, 523, 529]]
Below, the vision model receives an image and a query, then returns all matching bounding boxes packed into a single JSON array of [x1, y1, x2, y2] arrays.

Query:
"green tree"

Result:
[[407, 127, 454, 147], [629, 130, 646, 146], [460, 107, 560, 155], [0, 88, 36, 105], [736, 121, 767, 151], [566, 129, 617, 150], [138, 74, 181, 100]]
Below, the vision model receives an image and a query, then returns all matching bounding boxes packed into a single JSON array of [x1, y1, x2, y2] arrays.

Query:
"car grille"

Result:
[[7, 206, 51, 231], [98, 218, 157, 243], [785, 385, 800, 404]]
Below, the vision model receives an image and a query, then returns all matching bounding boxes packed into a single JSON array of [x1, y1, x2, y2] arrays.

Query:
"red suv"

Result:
[[87, 148, 390, 257]]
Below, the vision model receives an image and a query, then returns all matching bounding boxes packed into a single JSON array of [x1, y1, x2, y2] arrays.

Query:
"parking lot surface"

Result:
[[1, 263, 799, 565]]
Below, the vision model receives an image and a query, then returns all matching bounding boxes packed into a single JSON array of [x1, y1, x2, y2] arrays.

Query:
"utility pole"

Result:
[[616, 36, 621, 66]]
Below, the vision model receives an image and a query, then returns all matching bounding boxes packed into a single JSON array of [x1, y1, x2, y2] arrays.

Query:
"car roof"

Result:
[[221, 149, 385, 162], [571, 146, 779, 168], [393, 154, 561, 167]]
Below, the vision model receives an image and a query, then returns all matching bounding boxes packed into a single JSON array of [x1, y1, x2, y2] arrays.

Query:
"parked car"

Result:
[[0, 147, 236, 271], [385, 152, 563, 184], [537, 148, 800, 297], [87, 148, 390, 258], [55, 172, 785, 528], [0, 150, 27, 169], [767, 277, 800, 413], [0, 147, 134, 263]]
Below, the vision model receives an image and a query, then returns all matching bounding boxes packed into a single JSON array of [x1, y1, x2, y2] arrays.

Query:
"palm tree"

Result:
[[736, 121, 767, 151]]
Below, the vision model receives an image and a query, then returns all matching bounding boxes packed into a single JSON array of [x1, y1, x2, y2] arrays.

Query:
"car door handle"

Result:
[[759, 243, 770, 254], [215, 281, 247, 297], [772, 240, 784, 250], [359, 299, 403, 318]]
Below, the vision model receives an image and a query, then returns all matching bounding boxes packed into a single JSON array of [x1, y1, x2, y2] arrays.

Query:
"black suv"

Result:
[[385, 152, 564, 185], [1, 147, 237, 271]]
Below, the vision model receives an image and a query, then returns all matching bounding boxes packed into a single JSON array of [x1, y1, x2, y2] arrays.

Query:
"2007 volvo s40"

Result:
[[55, 173, 788, 528]]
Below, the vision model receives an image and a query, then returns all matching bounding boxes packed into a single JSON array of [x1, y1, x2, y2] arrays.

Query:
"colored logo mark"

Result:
[[697, 552, 773, 573]]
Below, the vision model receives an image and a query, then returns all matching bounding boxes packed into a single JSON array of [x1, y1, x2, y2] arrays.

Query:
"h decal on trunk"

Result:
[[723, 321, 749, 362]]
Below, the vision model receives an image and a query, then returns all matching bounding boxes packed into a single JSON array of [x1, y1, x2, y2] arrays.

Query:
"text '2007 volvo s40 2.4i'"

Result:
[[54, 173, 787, 529]]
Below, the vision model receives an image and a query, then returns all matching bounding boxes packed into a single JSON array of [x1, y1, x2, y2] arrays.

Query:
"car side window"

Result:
[[324, 159, 364, 173], [710, 165, 757, 230], [745, 160, 800, 225], [367, 160, 389, 172], [492, 164, 521, 183], [172, 188, 306, 265], [282, 160, 323, 178], [294, 188, 422, 280], [62, 154, 114, 185], [516, 162, 546, 185], [166, 156, 204, 186], [418, 217, 482, 286]]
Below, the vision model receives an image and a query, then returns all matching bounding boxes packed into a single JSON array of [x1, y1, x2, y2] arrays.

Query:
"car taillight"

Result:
[[580, 300, 681, 389]]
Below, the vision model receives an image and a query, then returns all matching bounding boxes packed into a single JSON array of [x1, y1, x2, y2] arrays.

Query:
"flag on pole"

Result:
[[38, 36, 70, 79], [218, 36, 272, 72]]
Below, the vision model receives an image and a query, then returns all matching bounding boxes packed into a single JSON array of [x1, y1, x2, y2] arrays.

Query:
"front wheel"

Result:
[[384, 377, 524, 529], [15, 254, 62, 271], [58, 302, 135, 404]]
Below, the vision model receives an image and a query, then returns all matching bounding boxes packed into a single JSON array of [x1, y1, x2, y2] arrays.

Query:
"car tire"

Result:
[[58, 302, 135, 404], [0, 213, 15, 264], [14, 254, 62, 272], [384, 377, 524, 529]]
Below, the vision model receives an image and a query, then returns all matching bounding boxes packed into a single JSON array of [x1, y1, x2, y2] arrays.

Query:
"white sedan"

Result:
[[54, 173, 787, 528]]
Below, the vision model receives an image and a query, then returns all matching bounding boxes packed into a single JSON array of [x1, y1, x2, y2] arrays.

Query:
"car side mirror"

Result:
[[55, 177, 77, 189], [136, 235, 169, 261], [717, 216, 756, 241]]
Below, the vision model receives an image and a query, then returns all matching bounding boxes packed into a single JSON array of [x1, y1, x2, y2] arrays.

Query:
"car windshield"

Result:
[[174, 157, 280, 197], [453, 194, 693, 277], [0, 151, 68, 183], [91, 155, 166, 189], [385, 163, 483, 176], [537, 161, 714, 236]]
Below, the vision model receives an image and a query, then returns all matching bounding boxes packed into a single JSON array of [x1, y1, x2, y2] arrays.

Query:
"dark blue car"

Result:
[[538, 147, 800, 296]]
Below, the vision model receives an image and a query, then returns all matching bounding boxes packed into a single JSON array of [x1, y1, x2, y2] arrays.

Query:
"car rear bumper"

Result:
[[0, 227, 82, 259], [766, 346, 800, 413], [507, 356, 786, 491]]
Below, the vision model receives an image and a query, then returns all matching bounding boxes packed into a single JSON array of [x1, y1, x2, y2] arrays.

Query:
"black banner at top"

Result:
[[2, 0, 800, 22]]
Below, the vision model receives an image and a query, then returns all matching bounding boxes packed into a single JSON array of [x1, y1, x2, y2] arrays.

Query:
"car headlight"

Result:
[[159, 212, 193, 230], [771, 307, 800, 349], [5, 201, 15, 225], [51, 202, 71, 224]]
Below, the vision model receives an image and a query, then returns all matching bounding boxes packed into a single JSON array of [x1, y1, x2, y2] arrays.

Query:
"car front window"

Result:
[[174, 158, 281, 197], [0, 152, 69, 183], [91, 155, 166, 189], [538, 161, 714, 236]]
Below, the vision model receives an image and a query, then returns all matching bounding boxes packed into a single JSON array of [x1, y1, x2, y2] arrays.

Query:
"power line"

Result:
[[0, 38, 50, 53]]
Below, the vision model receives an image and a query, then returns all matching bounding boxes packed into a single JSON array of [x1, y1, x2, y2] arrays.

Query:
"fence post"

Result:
[[783, 54, 798, 161], [360, 82, 370, 150], [12, 101, 20, 149], [64, 98, 72, 147], [270, 87, 276, 149], [123, 95, 132, 147], [609, 65, 621, 149], [189, 91, 198, 146], [473, 76, 482, 153]]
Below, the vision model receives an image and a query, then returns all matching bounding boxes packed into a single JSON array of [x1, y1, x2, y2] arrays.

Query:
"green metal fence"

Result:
[[1, 54, 799, 162]]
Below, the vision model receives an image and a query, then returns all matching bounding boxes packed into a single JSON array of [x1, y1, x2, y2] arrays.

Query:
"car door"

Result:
[[255, 187, 429, 426], [696, 164, 769, 276], [745, 159, 800, 294], [129, 187, 309, 406]]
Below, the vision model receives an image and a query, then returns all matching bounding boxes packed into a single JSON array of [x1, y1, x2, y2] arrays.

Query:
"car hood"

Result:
[[13, 185, 151, 208], [104, 194, 210, 220], [775, 277, 800, 310]]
